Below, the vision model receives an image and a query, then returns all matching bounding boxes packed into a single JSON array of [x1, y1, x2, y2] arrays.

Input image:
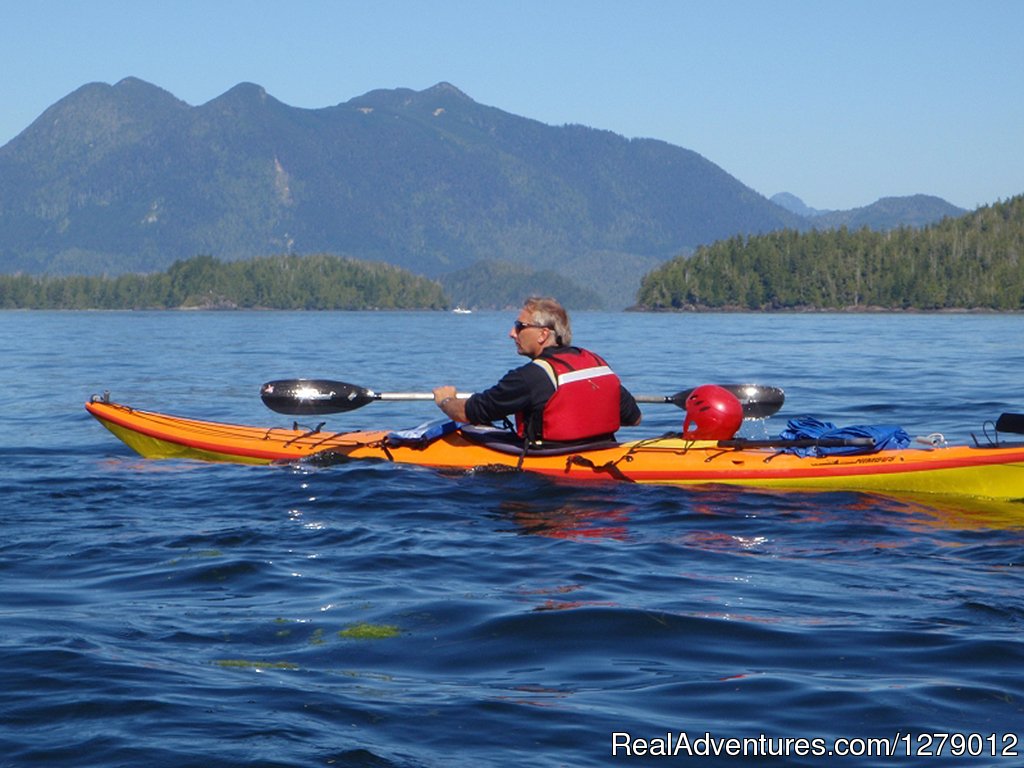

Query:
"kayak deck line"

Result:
[[86, 399, 391, 464], [85, 398, 1024, 501]]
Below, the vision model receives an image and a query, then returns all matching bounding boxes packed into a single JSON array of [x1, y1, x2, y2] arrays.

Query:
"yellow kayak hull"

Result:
[[85, 400, 1024, 500]]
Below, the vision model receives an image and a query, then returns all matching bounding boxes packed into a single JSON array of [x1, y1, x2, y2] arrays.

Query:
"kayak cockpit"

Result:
[[458, 424, 621, 456]]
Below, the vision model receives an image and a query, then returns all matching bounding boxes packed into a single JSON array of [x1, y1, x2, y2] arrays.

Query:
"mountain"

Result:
[[770, 192, 830, 218], [771, 192, 965, 230], [0, 78, 805, 308], [809, 195, 967, 230]]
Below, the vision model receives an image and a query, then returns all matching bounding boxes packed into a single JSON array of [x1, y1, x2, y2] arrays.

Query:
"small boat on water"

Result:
[[452, 307, 472, 314], [86, 395, 1024, 501]]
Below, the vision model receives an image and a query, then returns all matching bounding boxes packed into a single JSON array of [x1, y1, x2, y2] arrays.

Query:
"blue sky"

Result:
[[3, 0, 1021, 211]]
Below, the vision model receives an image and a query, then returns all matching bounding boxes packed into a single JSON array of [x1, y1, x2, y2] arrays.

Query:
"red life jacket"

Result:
[[517, 348, 622, 442]]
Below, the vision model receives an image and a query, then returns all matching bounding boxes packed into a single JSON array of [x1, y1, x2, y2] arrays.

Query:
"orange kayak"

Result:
[[85, 397, 1024, 501]]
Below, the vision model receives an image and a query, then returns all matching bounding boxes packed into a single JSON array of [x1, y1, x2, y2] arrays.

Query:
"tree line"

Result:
[[637, 195, 1024, 310], [0, 254, 449, 310], [7, 195, 1022, 312]]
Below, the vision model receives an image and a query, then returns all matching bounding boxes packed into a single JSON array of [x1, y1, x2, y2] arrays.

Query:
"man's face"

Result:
[[509, 310, 552, 357]]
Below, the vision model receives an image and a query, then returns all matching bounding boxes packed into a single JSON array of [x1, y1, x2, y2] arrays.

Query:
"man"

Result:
[[433, 297, 641, 444]]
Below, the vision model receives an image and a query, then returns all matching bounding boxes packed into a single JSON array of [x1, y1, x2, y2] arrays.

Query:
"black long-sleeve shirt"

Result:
[[464, 346, 641, 440]]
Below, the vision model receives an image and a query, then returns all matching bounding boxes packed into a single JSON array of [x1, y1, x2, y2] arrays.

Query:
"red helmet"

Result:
[[683, 385, 744, 440]]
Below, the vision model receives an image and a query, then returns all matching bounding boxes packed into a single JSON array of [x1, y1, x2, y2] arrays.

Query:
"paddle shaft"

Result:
[[373, 392, 469, 402], [260, 379, 784, 418], [394, 393, 684, 403]]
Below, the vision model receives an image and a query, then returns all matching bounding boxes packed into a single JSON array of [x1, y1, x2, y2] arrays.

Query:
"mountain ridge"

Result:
[[771, 191, 966, 229], [0, 79, 967, 307]]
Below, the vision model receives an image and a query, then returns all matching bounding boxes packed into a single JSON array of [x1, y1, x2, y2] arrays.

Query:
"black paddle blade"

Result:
[[666, 384, 785, 419], [260, 379, 377, 415]]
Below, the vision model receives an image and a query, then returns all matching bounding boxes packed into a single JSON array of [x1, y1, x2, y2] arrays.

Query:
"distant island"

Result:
[[0, 254, 448, 310], [0, 252, 624, 311]]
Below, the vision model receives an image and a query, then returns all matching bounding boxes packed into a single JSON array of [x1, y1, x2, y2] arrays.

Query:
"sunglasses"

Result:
[[513, 320, 552, 333]]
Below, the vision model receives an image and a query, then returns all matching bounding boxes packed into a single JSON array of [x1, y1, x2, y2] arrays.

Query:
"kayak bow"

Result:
[[85, 397, 1024, 501]]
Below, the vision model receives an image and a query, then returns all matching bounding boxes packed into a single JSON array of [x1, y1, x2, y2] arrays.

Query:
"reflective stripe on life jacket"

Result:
[[517, 348, 622, 442]]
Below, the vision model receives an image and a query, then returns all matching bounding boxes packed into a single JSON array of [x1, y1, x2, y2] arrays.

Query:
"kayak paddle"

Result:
[[260, 379, 785, 419], [633, 385, 784, 419]]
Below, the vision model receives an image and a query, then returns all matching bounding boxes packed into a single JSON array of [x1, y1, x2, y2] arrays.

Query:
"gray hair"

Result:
[[523, 296, 572, 346]]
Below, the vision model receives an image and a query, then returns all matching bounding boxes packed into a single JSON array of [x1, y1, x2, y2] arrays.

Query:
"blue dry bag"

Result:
[[386, 418, 459, 446], [778, 416, 912, 457]]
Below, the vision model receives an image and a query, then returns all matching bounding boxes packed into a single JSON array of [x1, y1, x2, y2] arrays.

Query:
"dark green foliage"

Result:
[[637, 196, 1024, 311], [0, 254, 448, 310]]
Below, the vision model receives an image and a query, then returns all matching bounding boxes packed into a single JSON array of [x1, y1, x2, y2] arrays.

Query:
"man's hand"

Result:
[[432, 385, 468, 422]]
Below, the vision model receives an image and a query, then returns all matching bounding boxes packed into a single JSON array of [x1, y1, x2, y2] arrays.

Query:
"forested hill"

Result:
[[636, 195, 1024, 311], [0, 78, 803, 309], [0, 254, 448, 310], [772, 193, 966, 231]]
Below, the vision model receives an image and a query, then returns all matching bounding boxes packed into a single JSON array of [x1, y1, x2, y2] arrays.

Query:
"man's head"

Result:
[[510, 296, 572, 356]]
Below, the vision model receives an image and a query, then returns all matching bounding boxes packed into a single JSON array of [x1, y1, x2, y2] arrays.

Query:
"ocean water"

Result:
[[1, 310, 1023, 767]]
